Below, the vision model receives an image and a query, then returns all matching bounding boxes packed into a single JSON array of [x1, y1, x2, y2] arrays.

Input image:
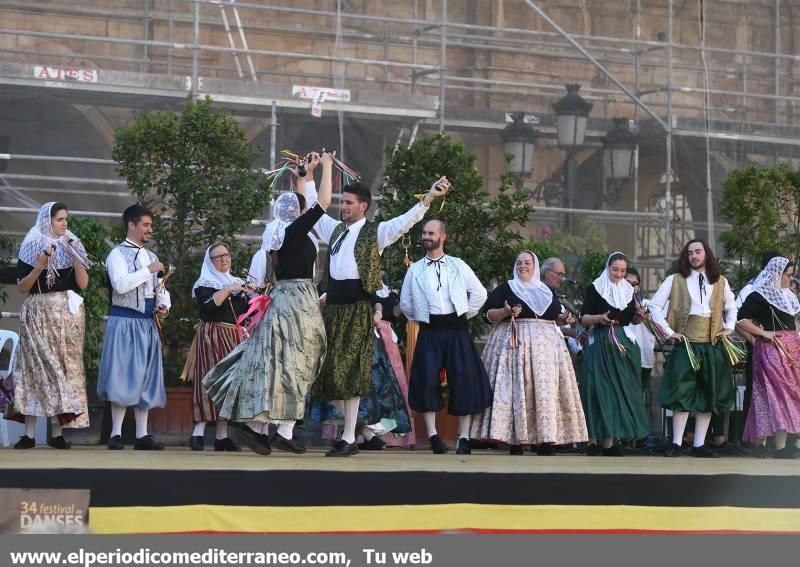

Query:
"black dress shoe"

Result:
[[456, 438, 471, 455], [690, 444, 719, 458], [536, 444, 556, 456], [14, 435, 35, 449], [601, 445, 624, 457], [214, 437, 242, 452], [190, 435, 204, 451], [429, 434, 449, 454], [359, 436, 387, 451], [325, 441, 359, 457], [586, 444, 602, 456], [47, 436, 71, 449], [509, 445, 524, 455], [664, 443, 685, 457], [272, 433, 306, 454], [774, 445, 800, 459], [134, 435, 165, 451], [749, 444, 771, 459], [107, 435, 124, 450], [231, 422, 271, 455]]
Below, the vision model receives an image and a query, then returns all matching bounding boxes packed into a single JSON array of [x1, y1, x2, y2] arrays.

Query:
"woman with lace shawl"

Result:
[[180, 241, 249, 452], [579, 252, 649, 456], [203, 153, 333, 455], [2, 202, 93, 449], [471, 251, 588, 454], [737, 256, 800, 459]]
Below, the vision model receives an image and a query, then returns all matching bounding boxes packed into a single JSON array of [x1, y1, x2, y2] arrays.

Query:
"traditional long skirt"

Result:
[[97, 298, 166, 410], [376, 320, 416, 447], [408, 314, 492, 416], [183, 321, 244, 423], [204, 279, 326, 422], [743, 331, 800, 442], [579, 326, 649, 441], [471, 318, 588, 445], [3, 291, 88, 427], [313, 300, 373, 401], [658, 341, 735, 414]]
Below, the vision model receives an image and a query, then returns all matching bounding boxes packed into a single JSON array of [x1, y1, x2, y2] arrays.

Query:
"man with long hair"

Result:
[[648, 239, 737, 458]]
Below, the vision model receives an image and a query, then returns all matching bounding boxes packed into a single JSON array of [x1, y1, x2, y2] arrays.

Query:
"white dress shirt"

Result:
[[308, 184, 429, 280], [106, 239, 171, 307], [648, 270, 735, 337], [423, 255, 486, 316], [735, 283, 753, 309]]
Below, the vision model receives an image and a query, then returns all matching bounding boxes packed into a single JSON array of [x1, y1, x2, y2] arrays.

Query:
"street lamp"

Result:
[[553, 84, 593, 232], [602, 117, 638, 203], [502, 112, 538, 191]]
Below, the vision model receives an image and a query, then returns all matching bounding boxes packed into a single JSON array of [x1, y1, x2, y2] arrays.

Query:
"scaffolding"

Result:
[[0, 0, 798, 290]]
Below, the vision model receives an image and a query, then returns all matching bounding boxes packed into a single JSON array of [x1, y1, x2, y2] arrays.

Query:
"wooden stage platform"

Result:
[[2, 447, 800, 534]]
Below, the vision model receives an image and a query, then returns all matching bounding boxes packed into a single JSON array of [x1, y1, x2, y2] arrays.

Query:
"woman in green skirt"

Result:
[[579, 252, 650, 456]]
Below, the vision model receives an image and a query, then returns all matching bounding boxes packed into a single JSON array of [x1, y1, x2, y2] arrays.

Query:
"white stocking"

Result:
[[423, 412, 437, 437], [341, 397, 360, 444], [216, 420, 228, 440], [110, 404, 127, 437], [775, 429, 788, 450], [192, 422, 206, 437], [671, 411, 689, 446], [275, 420, 295, 440], [133, 408, 149, 439], [458, 415, 472, 440], [693, 412, 712, 448], [24, 415, 36, 439], [51, 417, 63, 438]]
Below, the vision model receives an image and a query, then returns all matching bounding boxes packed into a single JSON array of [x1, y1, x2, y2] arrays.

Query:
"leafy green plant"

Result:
[[721, 163, 800, 289], [68, 216, 115, 392], [377, 133, 533, 336], [112, 96, 271, 384]]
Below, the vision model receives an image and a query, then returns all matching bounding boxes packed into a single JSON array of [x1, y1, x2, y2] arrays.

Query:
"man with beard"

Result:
[[648, 239, 737, 457], [97, 205, 170, 451], [312, 178, 450, 457], [400, 220, 490, 455]]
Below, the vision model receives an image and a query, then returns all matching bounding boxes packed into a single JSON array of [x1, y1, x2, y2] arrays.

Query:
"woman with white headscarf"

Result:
[[204, 152, 333, 455], [1, 202, 93, 449], [579, 252, 649, 456], [737, 256, 800, 459], [179, 241, 249, 452], [471, 251, 588, 454]]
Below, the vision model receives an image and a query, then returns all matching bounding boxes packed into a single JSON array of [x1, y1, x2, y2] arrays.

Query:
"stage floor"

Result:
[[1, 445, 799, 476], [3, 447, 800, 534]]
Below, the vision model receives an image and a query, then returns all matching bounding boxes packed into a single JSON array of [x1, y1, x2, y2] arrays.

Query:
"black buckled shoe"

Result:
[[325, 441, 359, 457], [359, 436, 387, 451], [190, 435, 204, 451], [664, 443, 685, 457], [14, 435, 35, 449], [774, 445, 800, 460], [690, 444, 719, 458], [601, 444, 624, 457], [107, 435, 124, 450], [536, 444, 556, 456], [214, 437, 242, 452], [429, 434, 449, 454], [272, 433, 306, 454], [47, 436, 71, 450], [134, 435, 165, 451], [456, 438, 471, 455]]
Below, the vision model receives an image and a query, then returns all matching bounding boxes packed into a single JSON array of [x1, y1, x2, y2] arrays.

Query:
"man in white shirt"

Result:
[[648, 239, 737, 458], [400, 220, 490, 455], [313, 178, 450, 457], [97, 205, 171, 451]]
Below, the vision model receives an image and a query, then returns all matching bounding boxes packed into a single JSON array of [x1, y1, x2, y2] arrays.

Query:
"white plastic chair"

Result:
[[0, 330, 19, 447]]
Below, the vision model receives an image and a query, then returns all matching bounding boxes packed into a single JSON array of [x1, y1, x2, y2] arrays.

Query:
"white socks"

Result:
[[51, 417, 63, 438], [600, 437, 614, 449], [775, 429, 788, 450], [133, 408, 149, 439], [216, 420, 229, 440], [24, 415, 36, 439], [110, 404, 126, 437], [423, 412, 437, 437], [672, 411, 689, 445], [693, 412, 712, 448], [192, 422, 205, 437], [340, 397, 360, 445], [458, 415, 472, 440], [275, 420, 295, 440]]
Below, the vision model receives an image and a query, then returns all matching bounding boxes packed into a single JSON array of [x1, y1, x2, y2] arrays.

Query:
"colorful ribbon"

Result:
[[237, 294, 271, 334], [716, 332, 746, 367], [683, 338, 701, 371], [608, 324, 627, 354], [510, 315, 518, 349], [263, 149, 362, 193]]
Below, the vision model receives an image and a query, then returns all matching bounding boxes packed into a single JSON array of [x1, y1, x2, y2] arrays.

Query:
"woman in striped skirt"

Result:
[[182, 242, 249, 451]]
